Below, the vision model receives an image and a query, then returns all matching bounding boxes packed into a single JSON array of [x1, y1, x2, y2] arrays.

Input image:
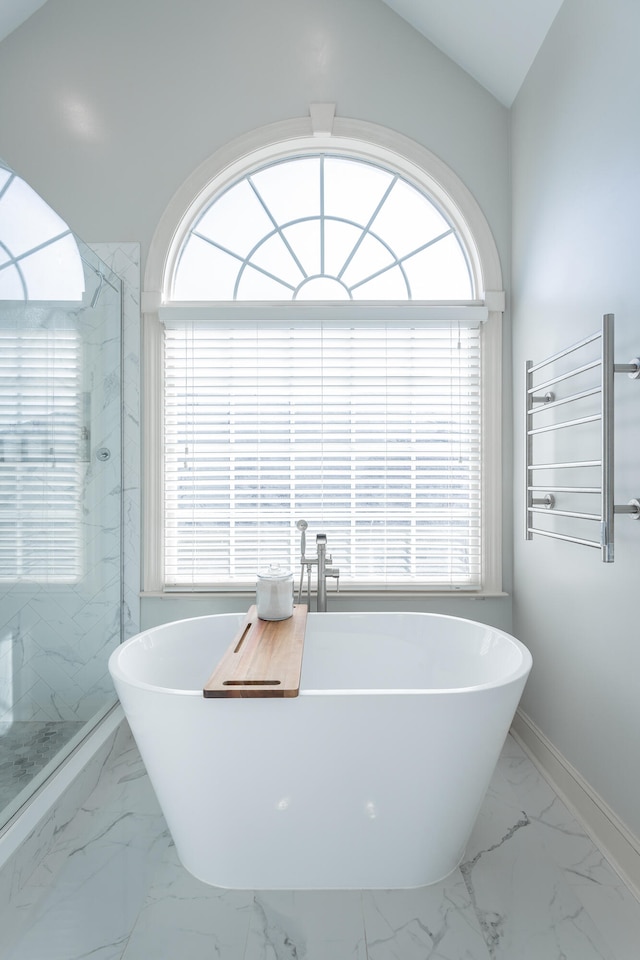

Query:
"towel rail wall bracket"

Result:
[[525, 314, 640, 561]]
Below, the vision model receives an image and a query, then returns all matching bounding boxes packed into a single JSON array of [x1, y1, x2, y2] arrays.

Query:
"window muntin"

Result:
[[172, 155, 473, 302]]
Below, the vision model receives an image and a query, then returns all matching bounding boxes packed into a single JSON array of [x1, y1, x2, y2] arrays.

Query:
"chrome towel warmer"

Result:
[[525, 313, 640, 561]]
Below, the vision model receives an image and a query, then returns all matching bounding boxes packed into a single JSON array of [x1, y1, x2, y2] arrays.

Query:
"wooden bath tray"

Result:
[[203, 604, 308, 698]]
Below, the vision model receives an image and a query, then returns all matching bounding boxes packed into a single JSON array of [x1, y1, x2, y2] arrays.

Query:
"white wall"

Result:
[[0, 0, 513, 628], [0, 0, 509, 270], [512, 0, 640, 839]]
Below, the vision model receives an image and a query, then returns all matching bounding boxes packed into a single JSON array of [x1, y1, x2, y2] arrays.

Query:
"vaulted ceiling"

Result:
[[0, 0, 47, 46], [382, 0, 564, 105], [0, 0, 564, 106]]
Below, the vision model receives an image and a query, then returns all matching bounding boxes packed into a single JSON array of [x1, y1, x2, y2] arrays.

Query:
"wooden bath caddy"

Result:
[[203, 604, 308, 698]]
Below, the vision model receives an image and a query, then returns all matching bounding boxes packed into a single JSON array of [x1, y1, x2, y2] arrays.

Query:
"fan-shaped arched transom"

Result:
[[170, 154, 474, 302]]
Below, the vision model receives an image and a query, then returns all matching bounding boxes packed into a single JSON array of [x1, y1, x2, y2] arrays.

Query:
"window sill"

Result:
[[141, 589, 509, 600]]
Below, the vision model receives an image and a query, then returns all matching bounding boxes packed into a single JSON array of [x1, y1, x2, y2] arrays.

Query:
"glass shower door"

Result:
[[0, 242, 123, 829]]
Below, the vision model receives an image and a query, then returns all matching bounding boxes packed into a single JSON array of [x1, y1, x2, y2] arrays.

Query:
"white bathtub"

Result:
[[108, 611, 531, 890]]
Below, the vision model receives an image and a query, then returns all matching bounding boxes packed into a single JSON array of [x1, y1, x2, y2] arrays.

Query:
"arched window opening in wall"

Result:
[[0, 159, 84, 301], [0, 160, 88, 586], [170, 154, 473, 302], [144, 112, 504, 595]]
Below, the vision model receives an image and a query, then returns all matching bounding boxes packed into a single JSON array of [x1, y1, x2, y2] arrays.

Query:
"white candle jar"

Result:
[[256, 564, 294, 621]]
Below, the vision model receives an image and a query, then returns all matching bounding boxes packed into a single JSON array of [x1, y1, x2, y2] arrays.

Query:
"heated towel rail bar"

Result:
[[525, 313, 640, 561]]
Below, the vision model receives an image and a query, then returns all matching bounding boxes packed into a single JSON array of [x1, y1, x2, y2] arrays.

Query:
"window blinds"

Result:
[[0, 325, 82, 581], [163, 319, 482, 590]]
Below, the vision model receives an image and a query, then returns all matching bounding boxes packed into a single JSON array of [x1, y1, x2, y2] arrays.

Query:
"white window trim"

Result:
[[142, 109, 505, 596]]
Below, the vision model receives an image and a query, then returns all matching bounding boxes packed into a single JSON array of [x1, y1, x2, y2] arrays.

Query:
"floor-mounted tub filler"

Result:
[[108, 611, 532, 890]]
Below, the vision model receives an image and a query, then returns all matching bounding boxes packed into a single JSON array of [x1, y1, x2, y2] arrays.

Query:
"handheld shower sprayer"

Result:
[[296, 518, 308, 557]]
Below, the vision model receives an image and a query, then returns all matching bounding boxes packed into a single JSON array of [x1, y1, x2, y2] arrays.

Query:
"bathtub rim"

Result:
[[108, 610, 532, 699]]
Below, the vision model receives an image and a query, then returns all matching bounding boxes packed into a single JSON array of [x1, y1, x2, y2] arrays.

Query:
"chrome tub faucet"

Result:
[[296, 520, 340, 612]]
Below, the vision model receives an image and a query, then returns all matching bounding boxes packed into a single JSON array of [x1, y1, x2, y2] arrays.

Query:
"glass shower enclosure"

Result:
[[0, 162, 123, 830]]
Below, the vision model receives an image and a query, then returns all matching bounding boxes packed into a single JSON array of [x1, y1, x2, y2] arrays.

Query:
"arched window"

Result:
[[0, 159, 84, 301], [144, 113, 504, 594], [170, 154, 473, 302], [0, 159, 88, 584]]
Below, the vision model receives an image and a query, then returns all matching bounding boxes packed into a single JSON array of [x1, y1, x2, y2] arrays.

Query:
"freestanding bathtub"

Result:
[[108, 611, 531, 890]]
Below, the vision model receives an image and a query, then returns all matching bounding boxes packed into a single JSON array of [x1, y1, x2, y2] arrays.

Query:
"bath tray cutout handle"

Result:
[[203, 604, 307, 698]]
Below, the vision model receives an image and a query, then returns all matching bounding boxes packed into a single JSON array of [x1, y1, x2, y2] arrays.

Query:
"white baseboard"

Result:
[[511, 709, 640, 900]]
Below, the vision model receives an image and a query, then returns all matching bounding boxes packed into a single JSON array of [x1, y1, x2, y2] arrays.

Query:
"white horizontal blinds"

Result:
[[0, 324, 83, 581], [164, 319, 481, 589]]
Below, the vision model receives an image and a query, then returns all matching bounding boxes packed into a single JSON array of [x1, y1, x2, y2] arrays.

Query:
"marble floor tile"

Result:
[[493, 739, 640, 960], [244, 889, 367, 960], [2, 729, 168, 960], [362, 880, 491, 960], [121, 842, 254, 960], [460, 791, 617, 959], [3, 730, 640, 960], [4, 813, 169, 960]]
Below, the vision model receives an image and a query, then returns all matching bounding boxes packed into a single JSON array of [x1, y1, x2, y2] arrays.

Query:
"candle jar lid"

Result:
[[257, 563, 292, 581]]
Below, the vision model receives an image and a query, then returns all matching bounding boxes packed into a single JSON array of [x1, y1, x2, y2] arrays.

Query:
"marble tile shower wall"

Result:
[[0, 243, 140, 723]]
